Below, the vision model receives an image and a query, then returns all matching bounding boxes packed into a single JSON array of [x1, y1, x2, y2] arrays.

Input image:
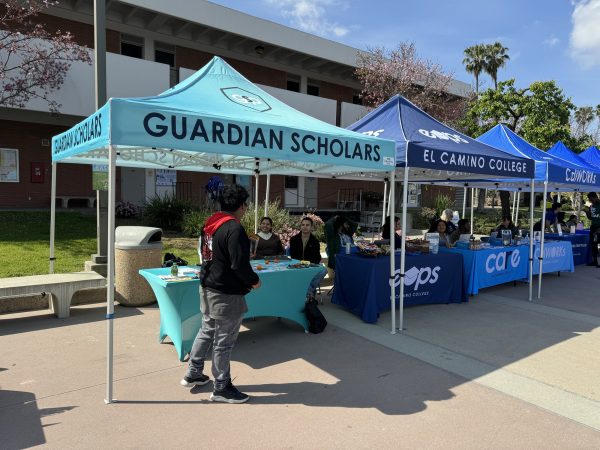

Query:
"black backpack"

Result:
[[162, 253, 188, 267], [304, 298, 327, 334]]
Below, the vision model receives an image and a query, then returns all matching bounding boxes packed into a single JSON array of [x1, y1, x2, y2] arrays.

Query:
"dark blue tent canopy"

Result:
[[348, 95, 534, 180], [580, 146, 600, 169], [547, 141, 598, 170], [477, 125, 600, 189]]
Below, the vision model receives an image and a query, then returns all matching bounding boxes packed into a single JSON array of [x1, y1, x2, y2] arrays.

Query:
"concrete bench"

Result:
[[57, 196, 96, 208], [0, 272, 106, 318]]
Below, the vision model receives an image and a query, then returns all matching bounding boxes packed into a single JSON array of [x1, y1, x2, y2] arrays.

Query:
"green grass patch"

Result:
[[0, 212, 202, 278], [0, 211, 97, 277]]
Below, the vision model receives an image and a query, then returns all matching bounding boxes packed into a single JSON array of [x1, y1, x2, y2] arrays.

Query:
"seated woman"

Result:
[[289, 217, 327, 300], [494, 215, 519, 238], [253, 216, 284, 259], [381, 216, 402, 248], [565, 214, 579, 229], [450, 219, 471, 244], [428, 219, 453, 247]]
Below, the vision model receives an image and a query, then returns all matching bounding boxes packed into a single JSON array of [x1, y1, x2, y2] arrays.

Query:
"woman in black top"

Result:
[[381, 216, 402, 248], [254, 216, 284, 259], [289, 217, 326, 299], [495, 215, 519, 238]]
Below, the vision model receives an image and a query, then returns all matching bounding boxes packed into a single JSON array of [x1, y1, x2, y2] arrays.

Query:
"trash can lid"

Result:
[[115, 226, 162, 249]]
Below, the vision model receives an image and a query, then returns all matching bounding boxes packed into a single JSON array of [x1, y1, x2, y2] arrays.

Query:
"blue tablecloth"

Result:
[[139, 260, 323, 360], [544, 233, 591, 265], [532, 241, 575, 275], [332, 252, 466, 324], [439, 244, 529, 295]]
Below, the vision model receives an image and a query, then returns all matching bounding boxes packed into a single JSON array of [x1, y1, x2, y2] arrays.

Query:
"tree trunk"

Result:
[[499, 190, 511, 218], [476, 189, 486, 212]]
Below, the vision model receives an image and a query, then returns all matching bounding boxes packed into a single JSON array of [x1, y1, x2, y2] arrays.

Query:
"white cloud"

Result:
[[264, 0, 350, 38], [544, 36, 560, 47], [570, 0, 600, 67]]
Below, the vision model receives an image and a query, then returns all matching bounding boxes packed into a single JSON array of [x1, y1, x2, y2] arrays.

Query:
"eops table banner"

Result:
[[332, 252, 466, 323]]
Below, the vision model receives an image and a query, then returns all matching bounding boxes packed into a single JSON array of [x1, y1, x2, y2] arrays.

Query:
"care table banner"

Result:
[[439, 244, 529, 295]]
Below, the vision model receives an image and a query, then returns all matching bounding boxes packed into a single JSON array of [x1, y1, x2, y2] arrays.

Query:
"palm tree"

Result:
[[484, 42, 510, 89], [574, 106, 594, 136], [463, 44, 487, 95]]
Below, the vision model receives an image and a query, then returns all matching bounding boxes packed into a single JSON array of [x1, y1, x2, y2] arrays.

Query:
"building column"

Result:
[[300, 75, 308, 94]]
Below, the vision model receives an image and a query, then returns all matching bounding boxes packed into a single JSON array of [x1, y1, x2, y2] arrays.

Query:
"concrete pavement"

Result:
[[1, 265, 600, 448]]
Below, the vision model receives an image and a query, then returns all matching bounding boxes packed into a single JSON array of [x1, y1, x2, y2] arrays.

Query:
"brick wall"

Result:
[[0, 120, 95, 208]]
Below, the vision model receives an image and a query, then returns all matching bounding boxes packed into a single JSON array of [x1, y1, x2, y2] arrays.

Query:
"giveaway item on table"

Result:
[[426, 233, 439, 254], [501, 229, 512, 246], [355, 241, 385, 257], [405, 239, 430, 254]]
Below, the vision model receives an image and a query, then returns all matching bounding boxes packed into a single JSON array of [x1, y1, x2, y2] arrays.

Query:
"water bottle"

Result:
[[345, 242, 351, 254], [171, 262, 179, 277]]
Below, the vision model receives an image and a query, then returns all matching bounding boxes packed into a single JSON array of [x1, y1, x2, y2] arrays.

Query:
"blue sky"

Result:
[[210, 0, 600, 108]]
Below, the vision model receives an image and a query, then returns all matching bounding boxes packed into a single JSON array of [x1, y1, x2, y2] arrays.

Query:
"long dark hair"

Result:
[[381, 216, 398, 239], [428, 219, 446, 233]]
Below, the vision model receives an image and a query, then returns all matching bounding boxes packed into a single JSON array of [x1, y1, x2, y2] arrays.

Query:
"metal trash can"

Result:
[[115, 226, 163, 306]]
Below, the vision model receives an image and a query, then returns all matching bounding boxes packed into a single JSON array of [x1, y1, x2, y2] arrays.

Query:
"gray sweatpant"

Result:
[[186, 287, 247, 391]]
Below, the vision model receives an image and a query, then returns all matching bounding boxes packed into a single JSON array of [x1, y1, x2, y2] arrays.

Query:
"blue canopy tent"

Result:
[[580, 146, 600, 169], [348, 95, 536, 329], [547, 141, 600, 219], [476, 125, 600, 298], [51, 56, 396, 403]]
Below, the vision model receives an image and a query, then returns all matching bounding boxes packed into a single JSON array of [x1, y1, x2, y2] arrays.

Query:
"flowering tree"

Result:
[[0, 0, 92, 112], [355, 42, 470, 126]]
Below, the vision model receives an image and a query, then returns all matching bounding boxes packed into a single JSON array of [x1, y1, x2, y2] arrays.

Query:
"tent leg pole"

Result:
[[50, 162, 57, 274], [470, 188, 475, 234], [528, 181, 535, 302], [105, 144, 116, 404], [254, 162, 260, 234], [399, 167, 409, 333], [264, 174, 270, 217], [462, 186, 467, 218], [382, 179, 388, 227], [389, 170, 396, 334], [512, 191, 517, 222], [577, 192, 582, 220], [538, 181, 548, 299], [515, 191, 521, 224], [387, 184, 392, 217]]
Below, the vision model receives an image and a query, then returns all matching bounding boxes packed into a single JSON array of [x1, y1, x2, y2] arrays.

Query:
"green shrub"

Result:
[[142, 194, 196, 231], [182, 208, 213, 237], [433, 194, 455, 218]]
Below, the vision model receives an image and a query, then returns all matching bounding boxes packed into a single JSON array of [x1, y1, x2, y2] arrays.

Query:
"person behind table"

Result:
[[253, 216, 284, 259], [584, 192, 600, 267], [441, 209, 457, 235], [289, 217, 327, 299], [324, 214, 358, 280], [182, 184, 261, 404], [533, 202, 562, 232], [428, 219, 453, 247], [494, 215, 519, 238], [381, 216, 402, 248], [450, 219, 470, 244], [565, 214, 578, 229]]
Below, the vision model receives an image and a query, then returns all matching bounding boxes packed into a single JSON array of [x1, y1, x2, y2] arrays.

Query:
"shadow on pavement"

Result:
[[0, 303, 148, 336]]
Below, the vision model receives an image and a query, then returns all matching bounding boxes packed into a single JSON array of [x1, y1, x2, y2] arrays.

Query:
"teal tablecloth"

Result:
[[139, 261, 324, 360]]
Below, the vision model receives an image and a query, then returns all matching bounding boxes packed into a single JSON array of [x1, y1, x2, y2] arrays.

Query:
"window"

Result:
[[352, 90, 363, 105], [121, 34, 144, 59], [307, 81, 320, 97], [286, 74, 300, 92], [155, 42, 178, 86], [284, 176, 298, 189], [155, 42, 175, 67], [0, 148, 19, 182]]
